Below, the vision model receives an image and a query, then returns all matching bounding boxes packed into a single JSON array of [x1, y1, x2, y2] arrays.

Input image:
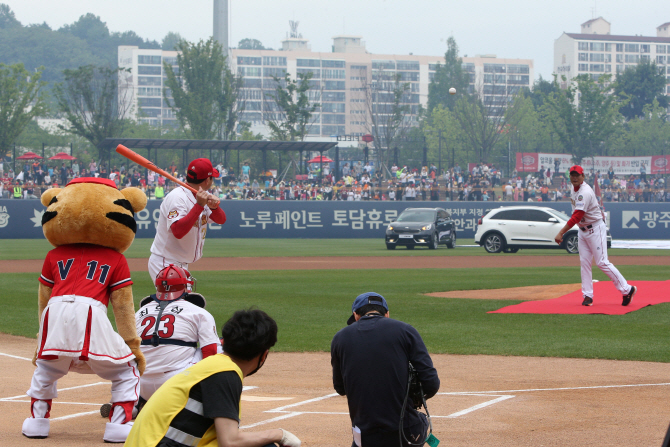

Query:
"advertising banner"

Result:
[[515, 153, 573, 173], [650, 155, 670, 175], [516, 153, 669, 176], [1, 199, 668, 241]]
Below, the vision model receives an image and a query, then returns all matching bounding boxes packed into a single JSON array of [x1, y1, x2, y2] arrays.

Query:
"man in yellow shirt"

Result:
[[154, 185, 165, 200], [125, 309, 301, 447]]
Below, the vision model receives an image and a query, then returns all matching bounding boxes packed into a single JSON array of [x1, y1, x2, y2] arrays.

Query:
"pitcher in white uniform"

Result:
[[555, 165, 637, 307]]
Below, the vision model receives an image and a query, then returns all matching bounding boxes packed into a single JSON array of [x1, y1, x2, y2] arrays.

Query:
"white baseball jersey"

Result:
[[136, 298, 220, 374], [150, 186, 213, 263], [570, 181, 603, 226], [571, 181, 631, 299]]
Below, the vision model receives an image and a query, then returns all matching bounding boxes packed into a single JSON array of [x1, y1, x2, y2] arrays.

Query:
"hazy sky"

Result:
[[6, 0, 669, 79]]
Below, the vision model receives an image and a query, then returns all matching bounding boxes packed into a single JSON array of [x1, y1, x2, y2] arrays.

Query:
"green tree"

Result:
[[0, 63, 48, 155], [0, 3, 21, 29], [0, 7, 159, 85], [162, 31, 182, 51], [614, 60, 669, 120], [267, 72, 318, 141], [451, 85, 527, 164], [359, 71, 413, 176], [58, 13, 159, 68], [0, 22, 99, 84], [218, 66, 245, 140], [427, 36, 470, 112], [618, 99, 670, 157], [237, 38, 267, 50], [55, 65, 132, 161], [164, 38, 242, 140], [424, 105, 468, 170], [542, 74, 623, 162], [523, 75, 560, 109]]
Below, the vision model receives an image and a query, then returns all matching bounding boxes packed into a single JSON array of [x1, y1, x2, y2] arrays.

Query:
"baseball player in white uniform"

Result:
[[149, 158, 227, 282], [555, 165, 637, 306], [101, 264, 221, 418]]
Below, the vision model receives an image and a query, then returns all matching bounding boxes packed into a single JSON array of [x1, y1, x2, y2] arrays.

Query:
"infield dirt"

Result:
[[2, 333, 670, 447], [3, 254, 670, 446]]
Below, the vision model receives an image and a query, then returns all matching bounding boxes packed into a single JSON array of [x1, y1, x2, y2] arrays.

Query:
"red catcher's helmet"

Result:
[[155, 264, 194, 301]]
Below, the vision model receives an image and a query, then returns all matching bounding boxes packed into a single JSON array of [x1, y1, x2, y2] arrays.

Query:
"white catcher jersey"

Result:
[[136, 299, 220, 374], [150, 186, 213, 263], [570, 182, 603, 226]]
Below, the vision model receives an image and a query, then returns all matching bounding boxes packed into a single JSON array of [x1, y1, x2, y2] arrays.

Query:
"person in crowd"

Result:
[[125, 309, 301, 447]]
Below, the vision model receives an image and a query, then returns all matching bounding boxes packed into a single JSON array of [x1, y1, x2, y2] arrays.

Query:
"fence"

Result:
[[1, 200, 668, 240]]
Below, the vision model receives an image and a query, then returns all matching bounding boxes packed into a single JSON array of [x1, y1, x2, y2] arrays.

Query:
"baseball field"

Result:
[[2, 238, 670, 446]]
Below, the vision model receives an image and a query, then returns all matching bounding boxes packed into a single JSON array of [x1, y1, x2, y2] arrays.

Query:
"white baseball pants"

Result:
[[27, 357, 139, 423], [578, 220, 632, 299], [139, 369, 181, 401], [148, 254, 189, 285]]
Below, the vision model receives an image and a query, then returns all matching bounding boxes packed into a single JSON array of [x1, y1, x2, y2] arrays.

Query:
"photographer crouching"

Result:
[[331, 293, 440, 446]]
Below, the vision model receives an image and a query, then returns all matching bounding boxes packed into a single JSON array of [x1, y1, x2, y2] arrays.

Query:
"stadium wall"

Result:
[[0, 200, 667, 240]]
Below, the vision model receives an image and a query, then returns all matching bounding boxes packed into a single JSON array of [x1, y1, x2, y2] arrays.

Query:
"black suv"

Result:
[[385, 207, 457, 250]]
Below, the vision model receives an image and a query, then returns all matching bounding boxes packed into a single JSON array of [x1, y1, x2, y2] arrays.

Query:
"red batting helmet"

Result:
[[155, 264, 194, 301]]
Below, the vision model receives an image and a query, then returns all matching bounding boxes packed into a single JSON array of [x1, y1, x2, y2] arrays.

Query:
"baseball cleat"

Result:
[[622, 285, 637, 306], [582, 296, 593, 306], [100, 403, 112, 418]]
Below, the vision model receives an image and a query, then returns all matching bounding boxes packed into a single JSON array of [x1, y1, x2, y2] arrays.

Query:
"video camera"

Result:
[[407, 362, 426, 410], [399, 362, 434, 446]]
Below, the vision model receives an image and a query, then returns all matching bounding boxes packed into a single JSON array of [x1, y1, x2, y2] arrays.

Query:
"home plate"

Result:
[[241, 396, 294, 402]]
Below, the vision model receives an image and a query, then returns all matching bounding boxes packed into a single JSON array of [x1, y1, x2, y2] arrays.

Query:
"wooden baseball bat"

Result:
[[115, 144, 198, 194]]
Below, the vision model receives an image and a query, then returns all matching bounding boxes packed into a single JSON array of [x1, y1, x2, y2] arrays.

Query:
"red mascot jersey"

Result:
[[39, 243, 133, 306]]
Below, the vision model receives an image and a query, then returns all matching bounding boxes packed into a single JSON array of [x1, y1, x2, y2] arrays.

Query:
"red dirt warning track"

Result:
[[2, 255, 669, 273]]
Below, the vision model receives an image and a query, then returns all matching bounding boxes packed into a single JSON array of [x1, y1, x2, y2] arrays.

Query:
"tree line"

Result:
[[422, 38, 669, 173], [1, 1, 668, 178]]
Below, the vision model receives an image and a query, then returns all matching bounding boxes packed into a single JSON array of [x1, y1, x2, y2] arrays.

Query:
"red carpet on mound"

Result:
[[489, 281, 670, 315]]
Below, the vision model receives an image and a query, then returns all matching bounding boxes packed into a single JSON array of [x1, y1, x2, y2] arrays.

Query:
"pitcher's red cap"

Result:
[[569, 165, 584, 175], [186, 158, 219, 181]]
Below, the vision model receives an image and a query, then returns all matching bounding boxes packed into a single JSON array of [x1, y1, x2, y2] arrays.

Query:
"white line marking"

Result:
[[240, 412, 302, 429], [51, 410, 100, 421], [0, 400, 105, 406], [242, 386, 257, 391], [2, 382, 109, 401], [438, 382, 670, 395], [0, 352, 32, 361], [443, 395, 515, 418], [273, 411, 349, 415], [266, 393, 340, 412]]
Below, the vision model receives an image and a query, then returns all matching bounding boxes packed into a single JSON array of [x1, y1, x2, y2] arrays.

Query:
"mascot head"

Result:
[[40, 177, 147, 253]]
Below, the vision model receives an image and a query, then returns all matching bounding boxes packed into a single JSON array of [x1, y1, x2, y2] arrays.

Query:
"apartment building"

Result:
[[554, 17, 670, 91], [119, 36, 534, 137]]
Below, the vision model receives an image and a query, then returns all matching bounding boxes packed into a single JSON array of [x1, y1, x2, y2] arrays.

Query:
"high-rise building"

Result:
[[118, 46, 179, 128], [119, 36, 534, 138], [554, 17, 670, 90]]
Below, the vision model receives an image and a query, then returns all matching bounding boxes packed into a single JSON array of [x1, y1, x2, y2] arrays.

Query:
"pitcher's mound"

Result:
[[426, 284, 581, 301]]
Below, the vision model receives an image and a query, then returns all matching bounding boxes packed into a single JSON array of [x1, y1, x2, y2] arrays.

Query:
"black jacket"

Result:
[[331, 315, 440, 435]]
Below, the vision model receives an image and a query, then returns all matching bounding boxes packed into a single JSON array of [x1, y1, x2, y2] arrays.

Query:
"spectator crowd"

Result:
[[2, 157, 668, 203]]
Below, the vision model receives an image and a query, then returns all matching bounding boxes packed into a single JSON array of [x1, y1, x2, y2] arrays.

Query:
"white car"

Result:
[[474, 206, 612, 254]]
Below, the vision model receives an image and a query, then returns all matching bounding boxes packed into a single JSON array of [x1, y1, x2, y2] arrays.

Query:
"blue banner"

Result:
[[1, 199, 668, 240]]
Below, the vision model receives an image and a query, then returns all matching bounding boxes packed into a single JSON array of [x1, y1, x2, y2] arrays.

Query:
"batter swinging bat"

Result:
[[115, 144, 198, 194]]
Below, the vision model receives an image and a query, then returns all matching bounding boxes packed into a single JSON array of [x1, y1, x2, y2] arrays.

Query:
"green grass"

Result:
[[1, 238, 668, 260], [3, 265, 669, 362]]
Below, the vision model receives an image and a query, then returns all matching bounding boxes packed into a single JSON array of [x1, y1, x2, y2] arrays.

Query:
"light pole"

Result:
[[438, 129, 442, 177]]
